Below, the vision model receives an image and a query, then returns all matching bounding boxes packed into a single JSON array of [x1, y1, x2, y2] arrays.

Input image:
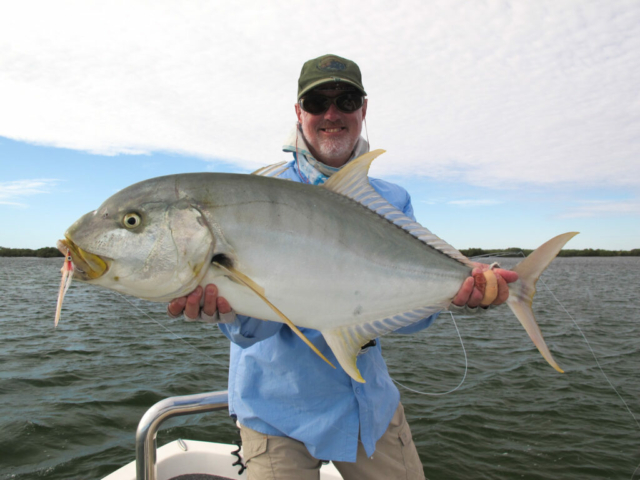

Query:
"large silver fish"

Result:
[[57, 150, 577, 382]]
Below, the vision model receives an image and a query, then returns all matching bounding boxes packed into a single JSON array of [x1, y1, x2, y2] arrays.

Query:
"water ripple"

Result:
[[1, 257, 639, 479]]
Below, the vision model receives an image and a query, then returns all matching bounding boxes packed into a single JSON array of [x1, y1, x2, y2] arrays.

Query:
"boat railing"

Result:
[[136, 390, 229, 480]]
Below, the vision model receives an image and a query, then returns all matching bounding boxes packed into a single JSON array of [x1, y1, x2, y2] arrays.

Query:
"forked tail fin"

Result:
[[506, 232, 579, 373]]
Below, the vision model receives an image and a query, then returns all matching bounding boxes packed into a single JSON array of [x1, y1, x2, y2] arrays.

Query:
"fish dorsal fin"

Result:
[[323, 149, 474, 267], [322, 305, 444, 383], [212, 262, 336, 370], [251, 161, 289, 178]]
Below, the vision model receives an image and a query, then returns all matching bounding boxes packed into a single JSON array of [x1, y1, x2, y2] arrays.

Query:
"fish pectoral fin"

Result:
[[321, 327, 372, 383], [219, 266, 266, 296], [212, 263, 335, 370]]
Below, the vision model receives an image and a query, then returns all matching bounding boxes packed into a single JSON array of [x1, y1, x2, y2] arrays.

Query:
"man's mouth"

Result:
[[320, 127, 346, 133]]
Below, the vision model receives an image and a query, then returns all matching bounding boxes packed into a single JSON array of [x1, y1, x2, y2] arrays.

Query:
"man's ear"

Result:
[[362, 98, 368, 120], [295, 103, 303, 124]]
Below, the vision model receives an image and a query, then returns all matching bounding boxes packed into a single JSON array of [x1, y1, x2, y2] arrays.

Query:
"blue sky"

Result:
[[1, 1, 639, 251]]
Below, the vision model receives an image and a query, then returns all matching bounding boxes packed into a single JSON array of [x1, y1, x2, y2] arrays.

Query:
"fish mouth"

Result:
[[57, 237, 109, 280]]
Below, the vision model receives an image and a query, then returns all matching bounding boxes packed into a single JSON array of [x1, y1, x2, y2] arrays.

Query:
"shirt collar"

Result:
[[282, 125, 369, 185]]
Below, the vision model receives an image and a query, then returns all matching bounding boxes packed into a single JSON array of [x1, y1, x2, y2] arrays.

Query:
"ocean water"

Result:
[[1, 256, 639, 479]]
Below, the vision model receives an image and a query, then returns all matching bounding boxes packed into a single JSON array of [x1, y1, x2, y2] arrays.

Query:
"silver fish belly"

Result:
[[57, 150, 577, 382]]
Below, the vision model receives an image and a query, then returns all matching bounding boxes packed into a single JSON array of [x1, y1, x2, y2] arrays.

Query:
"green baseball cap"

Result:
[[297, 54, 366, 100]]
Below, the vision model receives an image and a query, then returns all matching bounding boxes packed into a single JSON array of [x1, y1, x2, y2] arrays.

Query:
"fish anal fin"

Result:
[[321, 306, 444, 383], [321, 327, 369, 383], [213, 262, 335, 370]]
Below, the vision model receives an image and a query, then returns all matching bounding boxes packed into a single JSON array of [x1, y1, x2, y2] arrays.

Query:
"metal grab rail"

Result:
[[136, 390, 229, 480]]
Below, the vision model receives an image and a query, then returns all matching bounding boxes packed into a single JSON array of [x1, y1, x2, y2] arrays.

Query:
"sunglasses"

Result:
[[299, 93, 364, 115]]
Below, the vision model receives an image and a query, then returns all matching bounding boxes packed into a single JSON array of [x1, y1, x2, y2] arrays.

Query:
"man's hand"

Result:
[[168, 284, 233, 321], [452, 263, 518, 308]]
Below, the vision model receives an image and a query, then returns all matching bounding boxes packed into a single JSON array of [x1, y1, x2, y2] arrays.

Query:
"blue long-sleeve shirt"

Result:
[[218, 157, 439, 462]]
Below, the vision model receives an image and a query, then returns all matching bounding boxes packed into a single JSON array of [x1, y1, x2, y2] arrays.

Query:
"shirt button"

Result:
[[355, 387, 361, 394]]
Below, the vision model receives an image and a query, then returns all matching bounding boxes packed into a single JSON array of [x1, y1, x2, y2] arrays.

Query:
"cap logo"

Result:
[[317, 58, 346, 73]]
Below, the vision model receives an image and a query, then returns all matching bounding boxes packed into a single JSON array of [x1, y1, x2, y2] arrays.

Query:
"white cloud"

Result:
[[0, 201, 27, 208], [558, 200, 640, 218], [1, 0, 640, 188], [0, 179, 60, 207]]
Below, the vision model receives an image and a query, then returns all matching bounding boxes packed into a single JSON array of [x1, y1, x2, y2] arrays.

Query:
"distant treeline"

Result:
[[0, 247, 64, 258], [460, 247, 640, 258], [1, 246, 638, 258]]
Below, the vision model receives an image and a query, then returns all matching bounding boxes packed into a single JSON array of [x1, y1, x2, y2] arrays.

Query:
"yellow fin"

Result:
[[321, 327, 368, 383], [213, 263, 336, 369], [322, 149, 474, 267], [224, 268, 265, 296], [322, 149, 385, 195], [251, 161, 288, 176], [507, 232, 579, 373]]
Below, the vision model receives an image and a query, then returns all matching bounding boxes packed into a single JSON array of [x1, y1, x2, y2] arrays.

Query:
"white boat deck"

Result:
[[103, 439, 344, 480]]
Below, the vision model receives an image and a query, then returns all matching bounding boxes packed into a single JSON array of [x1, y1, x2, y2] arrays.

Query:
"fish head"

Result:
[[59, 177, 216, 302]]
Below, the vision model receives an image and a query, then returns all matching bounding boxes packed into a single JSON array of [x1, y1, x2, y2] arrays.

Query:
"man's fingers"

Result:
[[465, 266, 487, 308], [467, 284, 484, 308], [494, 268, 518, 284], [471, 265, 485, 275], [168, 297, 187, 317], [452, 266, 518, 309], [493, 272, 510, 305], [184, 286, 203, 320], [451, 276, 473, 306], [203, 284, 219, 317], [489, 268, 516, 306], [217, 296, 232, 315]]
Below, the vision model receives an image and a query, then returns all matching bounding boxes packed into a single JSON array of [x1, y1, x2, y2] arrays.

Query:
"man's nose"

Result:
[[323, 103, 342, 121]]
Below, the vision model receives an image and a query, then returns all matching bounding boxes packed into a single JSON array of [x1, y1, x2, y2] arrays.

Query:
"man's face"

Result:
[[295, 88, 367, 168]]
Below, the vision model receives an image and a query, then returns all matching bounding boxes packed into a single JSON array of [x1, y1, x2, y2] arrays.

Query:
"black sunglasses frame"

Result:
[[299, 93, 365, 115]]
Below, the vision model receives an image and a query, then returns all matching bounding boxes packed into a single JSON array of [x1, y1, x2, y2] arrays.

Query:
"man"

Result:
[[168, 54, 517, 480]]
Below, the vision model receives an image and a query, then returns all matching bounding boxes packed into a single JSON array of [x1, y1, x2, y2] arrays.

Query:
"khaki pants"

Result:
[[239, 403, 426, 480]]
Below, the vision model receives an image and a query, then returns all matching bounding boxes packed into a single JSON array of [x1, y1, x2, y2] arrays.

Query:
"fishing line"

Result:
[[483, 249, 640, 479], [102, 253, 637, 477], [391, 251, 506, 397], [402, 250, 640, 428], [559, 295, 640, 480], [496, 249, 640, 431], [109, 292, 426, 476], [111, 291, 228, 369], [473, 251, 640, 477], [538, 277, 640, 430], [535, 273, 640, 479], [392, 311, 468, 396]]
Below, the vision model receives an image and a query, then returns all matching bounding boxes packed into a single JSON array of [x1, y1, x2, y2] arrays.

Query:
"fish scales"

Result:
[[57, 150, 577, 382], [193, 174, 469, 327]]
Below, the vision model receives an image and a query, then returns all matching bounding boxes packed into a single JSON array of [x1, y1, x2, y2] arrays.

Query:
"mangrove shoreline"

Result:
[[1, 246, 639, 258]]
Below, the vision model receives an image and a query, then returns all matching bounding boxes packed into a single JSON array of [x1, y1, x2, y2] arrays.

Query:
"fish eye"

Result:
[[123, 212, 142, 229]]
